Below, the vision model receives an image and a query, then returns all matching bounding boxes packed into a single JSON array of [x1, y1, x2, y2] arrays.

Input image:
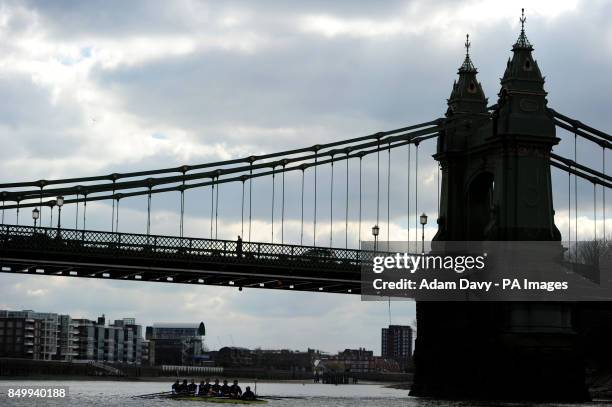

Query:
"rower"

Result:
[[230, 379, 242, 398], [242, 386, 255, 400], [199, 378, 211, 395], [221, 379, 231, 396], [211, 378, 221, 395], [187, 379, 197, 394], [178, 379, 189, 393], [171, 379, 180, 394]]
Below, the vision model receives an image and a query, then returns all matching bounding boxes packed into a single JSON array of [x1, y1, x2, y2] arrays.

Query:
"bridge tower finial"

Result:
[[513, 8, 532, 49]]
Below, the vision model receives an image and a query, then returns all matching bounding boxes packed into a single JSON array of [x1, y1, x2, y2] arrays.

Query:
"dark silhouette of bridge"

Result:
[[0, 10, 611, 401], [0, 107, 607, 292]]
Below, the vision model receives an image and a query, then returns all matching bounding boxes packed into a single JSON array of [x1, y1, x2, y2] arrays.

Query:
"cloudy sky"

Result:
[[0, 0, 611, 354]]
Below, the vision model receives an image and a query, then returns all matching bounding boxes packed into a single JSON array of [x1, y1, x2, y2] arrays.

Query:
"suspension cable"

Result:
[[249, 162, 253, 242], [387, 142, 391, 251], [1, 200, 4, 224], [604, 147, 607, 242], [594, 183, 596, 242], [437, 163, 440, 217], [111, 180, 116, 233], [359, 155, 363, 246], [180, 176, 185, 238], [345, 152, 349, 249], [2, 133, 441, 211], [147, 187, 152, 236], [83, 194, 87, 230], [39, 186, 43, 226], [407, 144, 410, 242], [75, 193, 79, 229], [50, 204, 53, 227], [568, 171, 571, 254], [314, 151, 318, 246], [281, 163, 286, 245], [0, 118, 444, 191], [330, 156, 334, 248], [215, 175, 220, 240], [115, 198, 120, 233], [376, 139, 380, 229], [210, 180, 214, 239], [300, 168, 305, 245], [16, 201, 19, 224], [574, 130, 578, 252], [415, 143, 419, 245], [271, 166, 275, 243], [241, 179, 245, 238]]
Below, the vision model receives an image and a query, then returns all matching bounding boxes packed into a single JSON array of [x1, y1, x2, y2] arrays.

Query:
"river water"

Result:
[[1, 380, 611, 406]]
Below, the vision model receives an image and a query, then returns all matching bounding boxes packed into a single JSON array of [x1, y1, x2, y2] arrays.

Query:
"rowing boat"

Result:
[[168, 395, 267, 404]]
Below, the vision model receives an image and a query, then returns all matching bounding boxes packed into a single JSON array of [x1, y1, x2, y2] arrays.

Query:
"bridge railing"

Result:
[[0, 224, 377, 272]]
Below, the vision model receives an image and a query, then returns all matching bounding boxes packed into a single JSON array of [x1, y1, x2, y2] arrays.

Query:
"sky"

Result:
[[0, 0, 611, 354]]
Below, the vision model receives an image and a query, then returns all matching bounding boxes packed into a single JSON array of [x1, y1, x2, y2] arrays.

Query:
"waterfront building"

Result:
[[145, 322, 206, 366], [0, 310, 77, 361], [214, 347, 319, 373], [0, 310, 144, 364], [381, 325, 413, 370]]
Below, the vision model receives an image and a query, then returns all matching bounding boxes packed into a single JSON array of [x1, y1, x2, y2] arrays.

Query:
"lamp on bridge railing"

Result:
[[420, 213, 428, 254], [32, 208, 39, 227], [56, 196, 64, 231], [372, 224, 380, 252]]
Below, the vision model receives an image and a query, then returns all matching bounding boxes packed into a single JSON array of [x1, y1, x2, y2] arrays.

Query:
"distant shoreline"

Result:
[[0, 376, 384, 384]]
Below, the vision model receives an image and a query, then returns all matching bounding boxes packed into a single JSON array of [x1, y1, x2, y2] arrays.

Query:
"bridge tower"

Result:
[[411, 15, 589, 401]]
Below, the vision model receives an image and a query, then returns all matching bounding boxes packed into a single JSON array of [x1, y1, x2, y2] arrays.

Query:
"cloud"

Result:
[[0, 0, 610, 352]]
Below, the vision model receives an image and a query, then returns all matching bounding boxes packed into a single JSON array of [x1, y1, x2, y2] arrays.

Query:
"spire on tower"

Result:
[[448, 34, 487, 115], [513, 8, 532, 50], [459, 33, 476, 73]]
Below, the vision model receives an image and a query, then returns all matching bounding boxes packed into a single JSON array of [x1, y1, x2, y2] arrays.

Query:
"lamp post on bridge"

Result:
[[372, 224, 380, 252], [56, 196, 64, 231], [420, 213, 427, 254], [32, 208, 39, 228]]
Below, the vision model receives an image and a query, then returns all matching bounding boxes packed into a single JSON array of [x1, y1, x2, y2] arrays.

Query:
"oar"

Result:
[[258, 395, 305, 400], [133, 391, 173, 398]]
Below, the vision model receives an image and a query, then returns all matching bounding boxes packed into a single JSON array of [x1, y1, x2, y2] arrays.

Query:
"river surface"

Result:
[[1, 380, 612, 406]]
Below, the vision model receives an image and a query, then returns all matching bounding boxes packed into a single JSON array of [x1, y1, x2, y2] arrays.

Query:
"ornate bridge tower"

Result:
[[411, 15, 589, 401]]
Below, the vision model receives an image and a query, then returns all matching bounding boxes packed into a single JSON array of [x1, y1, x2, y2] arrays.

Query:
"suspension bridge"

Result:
[[0, 9, 611, 400], [0, 26, 610, 296]]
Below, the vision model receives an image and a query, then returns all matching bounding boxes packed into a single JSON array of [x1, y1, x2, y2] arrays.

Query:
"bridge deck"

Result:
[[0, 225, 367, 294]]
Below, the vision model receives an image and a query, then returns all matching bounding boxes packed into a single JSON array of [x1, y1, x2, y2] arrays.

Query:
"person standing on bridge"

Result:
[[236, 235, 243, 258]]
